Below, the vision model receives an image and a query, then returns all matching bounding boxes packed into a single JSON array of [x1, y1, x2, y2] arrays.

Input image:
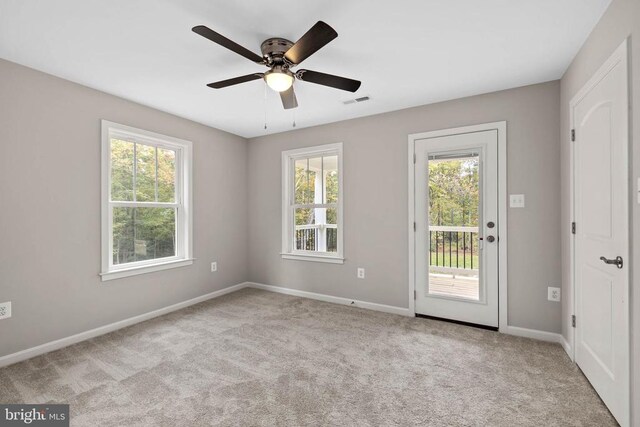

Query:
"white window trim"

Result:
[[100, 120, 193, 281], [281, 143, 344, 264]]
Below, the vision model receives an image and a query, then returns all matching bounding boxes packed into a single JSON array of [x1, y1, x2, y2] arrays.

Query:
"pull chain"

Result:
[[292, 108, 296, 128], [263, 82, 268, 130]]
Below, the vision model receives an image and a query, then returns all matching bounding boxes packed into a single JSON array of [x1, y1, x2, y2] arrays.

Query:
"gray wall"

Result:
[[559, 0, 640, 423], [0, 59, 249, 358], [247, 81, 562, 333], [0, 57, 567, 359]]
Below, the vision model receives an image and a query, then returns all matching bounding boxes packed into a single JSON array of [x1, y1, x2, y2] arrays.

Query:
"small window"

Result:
[[101, 121, 193, 281], [282, 143, 343, 263]]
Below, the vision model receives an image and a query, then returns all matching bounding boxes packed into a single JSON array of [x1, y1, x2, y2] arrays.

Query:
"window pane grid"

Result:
[[283, 144, 342, 261], [291, 201, 339, 254], [110, 139, 177, 204], [108, 134, 182, 269], [111, 206, 177, 265]]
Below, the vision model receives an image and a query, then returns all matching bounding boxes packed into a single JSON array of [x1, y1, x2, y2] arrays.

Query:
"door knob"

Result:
[[486, 235, 495, 243], [600, 256, 623, 269]]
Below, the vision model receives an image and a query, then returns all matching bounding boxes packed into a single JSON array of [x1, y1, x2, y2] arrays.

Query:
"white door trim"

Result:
[[569, 38, 629, 362], [408, 121, 507, 331]]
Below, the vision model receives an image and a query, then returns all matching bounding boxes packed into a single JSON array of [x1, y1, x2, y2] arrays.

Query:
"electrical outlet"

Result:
[[357, 268, 365, 279], [510, 194, 525, 208], [548, 287, 561, 302], [0, 302, 12, 320], [210, 262, 217, 272]]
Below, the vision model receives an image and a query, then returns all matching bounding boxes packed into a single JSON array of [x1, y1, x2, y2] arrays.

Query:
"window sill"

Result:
[[100, 258, 194, 282], [281, 253, 344, 264]]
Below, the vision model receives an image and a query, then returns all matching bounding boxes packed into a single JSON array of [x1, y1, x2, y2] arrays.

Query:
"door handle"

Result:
[[599, 256, 623, 269], [486, 235, 495, 243]]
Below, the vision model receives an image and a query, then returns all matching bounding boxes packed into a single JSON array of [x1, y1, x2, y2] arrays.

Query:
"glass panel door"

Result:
[[414, 129, 499, 328]]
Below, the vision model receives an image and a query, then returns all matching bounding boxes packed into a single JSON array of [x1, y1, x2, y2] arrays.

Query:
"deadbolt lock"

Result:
[[487, 221, 495, 228]]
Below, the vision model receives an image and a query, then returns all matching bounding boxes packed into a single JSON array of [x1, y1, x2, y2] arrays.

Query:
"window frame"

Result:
[[281, 143, 344, 264], [100, 120, 193, 281]]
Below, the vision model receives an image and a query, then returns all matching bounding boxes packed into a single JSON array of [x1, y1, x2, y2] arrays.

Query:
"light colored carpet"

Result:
[[0, 288, 615, 426]]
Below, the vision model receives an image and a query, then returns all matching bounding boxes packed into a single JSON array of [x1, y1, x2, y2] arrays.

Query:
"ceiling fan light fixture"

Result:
[[194, 22, 361, 109], [264, 68, 294, 92]]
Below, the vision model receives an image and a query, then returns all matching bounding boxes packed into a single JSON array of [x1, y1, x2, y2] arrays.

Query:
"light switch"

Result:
[[510, 194, 525, 208]]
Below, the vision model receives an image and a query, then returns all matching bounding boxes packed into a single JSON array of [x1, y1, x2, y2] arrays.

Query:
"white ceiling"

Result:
[[0, 0, 611, 138]]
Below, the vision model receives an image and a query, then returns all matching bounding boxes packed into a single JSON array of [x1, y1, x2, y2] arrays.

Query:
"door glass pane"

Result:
[[427, 152, 480, 301], [110, 139, 134, 201], [112, 207, 176, 265]]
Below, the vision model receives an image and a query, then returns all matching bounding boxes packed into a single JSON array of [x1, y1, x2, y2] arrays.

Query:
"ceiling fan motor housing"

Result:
[[261, 38, 295, 66]]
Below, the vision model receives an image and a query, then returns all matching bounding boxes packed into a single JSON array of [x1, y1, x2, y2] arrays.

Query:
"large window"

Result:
[[101, 121, 192, 281], [282, 143, 343, 263]]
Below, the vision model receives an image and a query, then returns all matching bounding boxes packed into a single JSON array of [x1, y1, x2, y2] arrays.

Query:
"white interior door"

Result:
[[573, 41, 629, 426], [415, 130, 498, 327]]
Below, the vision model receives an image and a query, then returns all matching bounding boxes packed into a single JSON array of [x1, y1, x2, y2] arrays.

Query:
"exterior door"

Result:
[[415, 130, 499, 327], [573, 40, 629, 426]]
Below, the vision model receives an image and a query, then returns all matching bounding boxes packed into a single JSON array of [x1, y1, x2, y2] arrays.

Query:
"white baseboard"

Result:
[[247, 286, 577, 361], [246, 283, 574, 351], [503, 325, 565, 344], [1, 281, 573, 369], [0, 282, 249, 368], [503, 326, 574, 360], [560, 336, 573, 361], [245, 282, 412, 317]]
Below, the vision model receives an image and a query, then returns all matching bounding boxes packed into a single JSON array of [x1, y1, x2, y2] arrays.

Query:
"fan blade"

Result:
[[284, 21, 338, 65], [280, 86, 298, 109], [207, 73, 264, 89], [193, 25, 264, 63], [296, 69, 361, 92]]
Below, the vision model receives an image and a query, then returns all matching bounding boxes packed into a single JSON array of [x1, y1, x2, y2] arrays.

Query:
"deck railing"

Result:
[[295, 224, 337, 252], [429, 225, 479, 273]]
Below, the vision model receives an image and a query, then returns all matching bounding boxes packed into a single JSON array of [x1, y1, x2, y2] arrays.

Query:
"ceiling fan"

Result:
[[192, 21, 361, 109]]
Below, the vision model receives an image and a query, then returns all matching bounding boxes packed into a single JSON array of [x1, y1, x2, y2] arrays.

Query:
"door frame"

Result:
[[408, 121, 508, 331], [568, 38, 629, 364]]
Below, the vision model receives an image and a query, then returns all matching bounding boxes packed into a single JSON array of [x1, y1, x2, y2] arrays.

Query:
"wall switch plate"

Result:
[[0, 302, 11, 320], [510, 194, 525, 208], [210, 262, 217, 272], [357, 268, 365, 279], [548, 287, 561, 302]]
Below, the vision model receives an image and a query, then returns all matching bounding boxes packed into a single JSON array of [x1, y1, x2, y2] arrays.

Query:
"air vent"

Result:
[[343, 96, 370, 105]]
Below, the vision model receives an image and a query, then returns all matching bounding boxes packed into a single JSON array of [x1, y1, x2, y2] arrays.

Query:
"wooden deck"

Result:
[[429, 273, 479, 300]]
